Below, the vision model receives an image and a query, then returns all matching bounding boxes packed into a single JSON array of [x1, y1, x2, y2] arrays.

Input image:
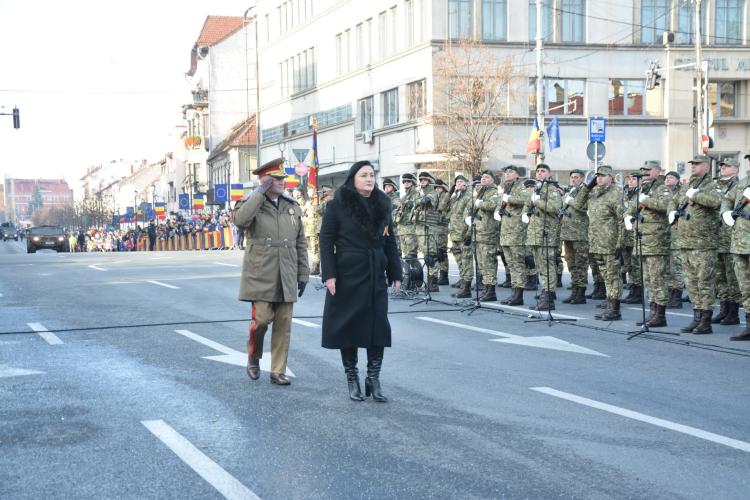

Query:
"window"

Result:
[[365, 18, 373, 65], [609, 79, 660, 116], [715, 0, 743, 44], [529, 78, 584, 115], [382, 88, 399, 126], [405, 0, 414, 46], [407, 80, 427, 120], [335, 33, 343, 75], [358, 96, 374, 131], [482, 0, 507, 41], [640, 0, 669, 44], [280, 49, 315, 97], [449, 0, 473, 38], [344, 29, 351, 73], [528, 0, 553, 41], [379, 11, 387, 59], [356, 23, 364, 67], [708, 81, 737, 118], [559, 0, 585, 42], [389, 6, 398, 55], [677, 2, 706, 44], [306, 47, 315, 88], [264, 14, 270, 41]]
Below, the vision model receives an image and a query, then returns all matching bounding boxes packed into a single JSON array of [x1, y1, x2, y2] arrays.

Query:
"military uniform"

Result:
[[433, 179, 451, 284], [447, 176, 474, 297], [383, 179, 401, 237], [473, 176, 500, 300], [714, 170, 741, 324], [670, 157, 722, 334], [302, 199, 320, 275], [499, 172, 530, 305], [621, 185, 643, 296], [559, 171, 589, 304], [726, 178, 750, 340], [572, 165, 624, 320], [397, 174, 420, 258], [234, 158, 309, 384], [414, 172, 441, 289], [663, 177, 684, 307]]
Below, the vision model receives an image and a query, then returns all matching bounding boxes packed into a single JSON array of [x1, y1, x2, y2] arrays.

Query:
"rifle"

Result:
[[670, 172, 710, 226], [559, 183, 582, 219], [496, 180, 514, 219], [722, 193, 750, 227]]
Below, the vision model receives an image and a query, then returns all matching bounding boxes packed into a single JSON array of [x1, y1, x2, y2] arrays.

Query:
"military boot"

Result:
[[599, 299, 622, 321], [451, 278, 464, 289], [529, 290, 554, 311], [666, 288, 683, 309], [562, 287, 577, 304], [587, 281, 606, 300], [569, 286, 587, 305], [472, 275, 484, 291], [524, 274, 537, 290], [452, 280, 472, 299], [499, 272, 512, 288], [711, 301, 730, 324], [427, 276, 440, 293], [623, 284, 643, 304], [730, 314, 750, 341], [437, 270, 449, 286], [636, 302, 657, 326], [594, 300, 610, 320], [506, 287, 524, 306], [693, 310, 713, 335], [680, 309, 701, 333], [556, 273, 563, 288], [720, 301, 740, 326], [645, 304, 667, 328], [479, 284, 497, 302]]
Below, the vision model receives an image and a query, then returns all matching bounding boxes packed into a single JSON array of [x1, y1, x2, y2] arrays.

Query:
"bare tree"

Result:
[[431, 39, 517, 177]]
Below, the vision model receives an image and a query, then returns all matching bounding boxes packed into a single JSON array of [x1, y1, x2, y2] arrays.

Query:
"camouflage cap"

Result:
[[569, 169, 586, 177], [595, 165, 614, 177], [642, 160, 662, 170], [628, 170, 642, 177], [434, 178, 448, 189], [454, 174, 468, 183], [665, 171, 680, 181], [535, 163, 551, 172], [720, 158, 739, 167], [382, 178, 398, 188], [417, 171, 436, 183], [480, 170, 497, 183], [401, 173, 417, 183], [688, 155, 711, 164], [503, 165, 521, 174]]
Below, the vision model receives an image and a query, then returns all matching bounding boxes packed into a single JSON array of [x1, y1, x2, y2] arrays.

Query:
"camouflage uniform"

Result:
[[523, 182, 562, 293], [715, 177, 741, 303], [414, 183, 440, 279], [665, 184, 684, 293], [560, 182, 589, 289], [434, 188, 451, 276], [727, 178, 750, 339], [499, 180, 530, 289], [448, 187, 474, 283], [397, 183, 420, 257], [386, 189, 401, 234], [473, 183, 500, 286], [671, 170, 721, 330], [302, 200, 320, 271], [621, 186, 642, 287]]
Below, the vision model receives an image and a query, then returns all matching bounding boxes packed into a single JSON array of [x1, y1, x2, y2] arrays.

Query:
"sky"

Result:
[[0, 0, 250, 184]]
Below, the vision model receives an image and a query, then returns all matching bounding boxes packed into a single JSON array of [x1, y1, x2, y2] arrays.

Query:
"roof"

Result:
[[196, 16, 245, 47], [207, 115, 257, 162]]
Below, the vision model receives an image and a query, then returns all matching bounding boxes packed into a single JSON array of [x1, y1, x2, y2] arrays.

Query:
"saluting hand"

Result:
[[325, 278, 336, 296]]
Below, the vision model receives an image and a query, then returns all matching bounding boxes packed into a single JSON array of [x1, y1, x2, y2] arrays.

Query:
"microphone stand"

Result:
[[526, 180, 576, 326], [627, 175, 679, 339], [412, 203, 454, 307]]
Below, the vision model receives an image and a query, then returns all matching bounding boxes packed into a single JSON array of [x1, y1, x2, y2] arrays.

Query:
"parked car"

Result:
[[27, 225, 68, 253], [1, 222, 19, 241]]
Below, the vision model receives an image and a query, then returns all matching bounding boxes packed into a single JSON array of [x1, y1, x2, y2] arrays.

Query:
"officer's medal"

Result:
[[288, 207, 296, 226]]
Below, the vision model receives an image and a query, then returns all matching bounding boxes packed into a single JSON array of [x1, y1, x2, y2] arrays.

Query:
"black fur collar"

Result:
[[336, 184, 390, 241]]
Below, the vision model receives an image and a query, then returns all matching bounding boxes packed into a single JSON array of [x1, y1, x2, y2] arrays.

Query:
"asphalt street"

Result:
[[1, 239, 749, 499]]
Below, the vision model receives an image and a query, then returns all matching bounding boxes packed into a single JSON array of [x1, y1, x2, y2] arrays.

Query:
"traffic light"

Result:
[[645, 61, 662, 90], [12, 107, 20, 129]]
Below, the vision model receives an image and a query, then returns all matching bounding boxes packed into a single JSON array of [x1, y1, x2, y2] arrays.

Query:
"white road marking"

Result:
[[0, 364, 44, 379], [142, 419, 261, 500], [27, 322, 63, 345], [88, 264, 107, 271], [174, 330, 294, 376], [213, 262, 239, 268], [416, 317, 607, 356], [479, 302, 583, 320], [148, 280, 180, 289], [531, 387, 750, 453], [292, 318, 319, 328], [112, 259, 131, 264]]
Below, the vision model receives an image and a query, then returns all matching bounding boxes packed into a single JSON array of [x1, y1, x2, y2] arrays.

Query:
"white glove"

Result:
[[464, 215, 473, 227], [624, 215, 634, 231], [668, 210, 677, 225], [563, 195, 573, 205], [722, 210, 736, 227], [493, 210, 502, 221], [521, 213, 530, 224], [502, 194, 510, 203], [686, 187, 699, 199], [531, 193, 540, 202], [638, 194, 649, 202], [743, 186, 750, 199], [474, 199, 483, 208]]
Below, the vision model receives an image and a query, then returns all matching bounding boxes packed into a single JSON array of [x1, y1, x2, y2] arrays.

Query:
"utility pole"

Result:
[[694, 0, 705, 155], [535, 0, 545, 165]]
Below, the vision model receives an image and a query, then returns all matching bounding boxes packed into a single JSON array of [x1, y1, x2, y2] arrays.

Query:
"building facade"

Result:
[[3, 178, 74, 223]]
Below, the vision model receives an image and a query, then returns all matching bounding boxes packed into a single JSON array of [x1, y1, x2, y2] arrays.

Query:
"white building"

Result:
[[254, 0, 750, 185]]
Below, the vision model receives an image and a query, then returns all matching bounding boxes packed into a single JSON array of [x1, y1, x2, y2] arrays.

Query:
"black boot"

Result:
[[556, 273, 563, 288], [720, 301, 740, 326], [680, 309, 701, 333], [693, 309, 713, 335], [341, 348, 364, 401], [427, 276, 439, 293], [479, 284, 497, 302], [594, 300, 610, 320], [711, 301, 729, 324], [529, 290, 554, 311], [365, 347, 387, 402], [600, 299, 622, 321], [310, 262, 320, 276], [524, 274, 537, 290], [645, 304, 667, 328], [506, 287, 524, 306], [562, 287, 577, 303], [636, 302, 657, 326], [437, 270, 449, 286], [451, 278, 464, 289], [623, 284, 643, 304], [730, 314, 750, 340], [587, 281, 606, 300], [452, 280, 472, 299], [569, 286, 587, 305], [499, 272, 512, 288], [666, 288, 683, 309]]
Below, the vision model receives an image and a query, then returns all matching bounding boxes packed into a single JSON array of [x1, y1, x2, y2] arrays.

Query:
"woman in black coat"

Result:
[[320, 161, 402, 402]]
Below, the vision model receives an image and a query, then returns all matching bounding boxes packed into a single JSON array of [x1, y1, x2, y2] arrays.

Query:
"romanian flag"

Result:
[[193, 193, 205, 211], [527, 117, 541, 153], [284, 166, 300, 189], [230, 184, 244, 201], [154, 202, 166, 220], [306, 119, 319, 188]]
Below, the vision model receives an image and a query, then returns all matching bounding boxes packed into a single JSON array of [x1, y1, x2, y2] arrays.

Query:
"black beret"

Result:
[[401, 173, 417, 182]]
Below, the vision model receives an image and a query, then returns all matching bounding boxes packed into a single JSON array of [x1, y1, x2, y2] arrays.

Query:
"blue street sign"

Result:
[[589, 117, 606, 143]]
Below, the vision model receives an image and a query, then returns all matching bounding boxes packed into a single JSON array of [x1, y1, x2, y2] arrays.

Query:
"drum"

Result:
[[401, 257, 424, 290]]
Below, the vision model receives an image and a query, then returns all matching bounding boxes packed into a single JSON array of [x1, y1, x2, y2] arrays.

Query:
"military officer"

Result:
[[448, 174, 474, 298], [498, 165, 530, 305], [559, 169, 589, 305], [397, 173, 420, 259], [433, 179, 451, 285], [669, 155, 722, 334], [473, 170, 500, 301], [723, 175, 750, 340], [382, 178, 401, 240], [572, 165, 624, 320], [712, 159, 741, 325], [663, 172, 685, 308], [522, 164, 562, 311], [234, 158, 309, 385]]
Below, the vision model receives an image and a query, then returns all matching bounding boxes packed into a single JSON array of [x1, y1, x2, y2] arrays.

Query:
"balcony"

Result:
[[192, 89, 208, 104]]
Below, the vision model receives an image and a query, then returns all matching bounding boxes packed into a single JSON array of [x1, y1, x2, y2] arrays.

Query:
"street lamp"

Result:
[[244, 3, 261, 168]]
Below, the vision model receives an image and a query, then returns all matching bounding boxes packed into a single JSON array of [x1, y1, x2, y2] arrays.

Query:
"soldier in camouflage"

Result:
[[722, 175, 750, 340], [473, 171, 500, 301], [663, 172, 685, 308], [572, 165, 624, 320], [559, 169, 589, 305], [433, 179, 451, 285], [522, 164, 562, 311], [396, 173, 420, 259], [414, 171, 441, 291], [712, 159, 741, 326], [498, 165, 530, 305], [522, 179, 540, 291], [382, 178, 402, 256], [668, 155, 722, 334], [302, 191, 321, 275], [448, 175, 474, 298], [620, 171, 645, 304], [625, 162, 671, 327]]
